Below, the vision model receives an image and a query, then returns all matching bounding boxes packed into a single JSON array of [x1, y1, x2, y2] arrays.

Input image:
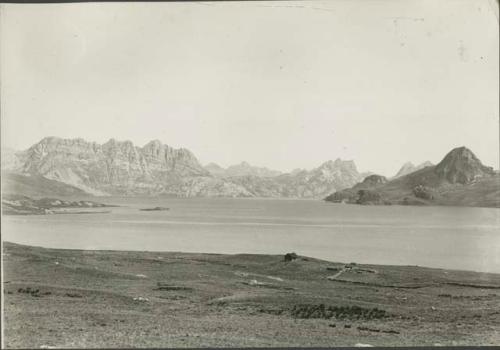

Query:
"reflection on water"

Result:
[[3, 197, 500, 273]]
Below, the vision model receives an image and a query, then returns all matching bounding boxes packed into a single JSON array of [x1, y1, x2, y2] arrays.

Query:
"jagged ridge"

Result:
[[4, 137, 363, 198]]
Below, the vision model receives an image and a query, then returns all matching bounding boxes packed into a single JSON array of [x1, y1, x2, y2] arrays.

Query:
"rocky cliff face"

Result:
[[13, 137, 211, 196], [5, 137, 362, 198]]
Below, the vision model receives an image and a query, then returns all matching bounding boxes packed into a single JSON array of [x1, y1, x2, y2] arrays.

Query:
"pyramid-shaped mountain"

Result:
[[326, 147, 499, 207]]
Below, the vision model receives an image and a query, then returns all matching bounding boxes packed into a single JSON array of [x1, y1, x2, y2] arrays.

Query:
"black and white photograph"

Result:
[[1, 0, 499, 348]]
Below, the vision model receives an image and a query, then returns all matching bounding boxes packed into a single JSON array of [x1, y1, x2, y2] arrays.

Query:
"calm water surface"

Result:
[[3, 197, 500, 273]]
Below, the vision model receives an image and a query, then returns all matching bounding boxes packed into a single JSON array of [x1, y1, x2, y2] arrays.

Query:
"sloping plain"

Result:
[[1, 173, 88, 198], [3, 242, 500, 348]]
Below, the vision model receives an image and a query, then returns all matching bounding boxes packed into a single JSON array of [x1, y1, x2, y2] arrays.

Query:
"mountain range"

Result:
[[325, 147, 500, 208], [3, 138, 498, 207], [2, 137, 364, 199]]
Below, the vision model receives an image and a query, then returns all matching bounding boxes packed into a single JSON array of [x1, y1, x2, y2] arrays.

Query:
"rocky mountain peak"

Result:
[[401, 161, 415, 169], [434, 146, 494, 184], [394, 160, 434, 178], [319, 159, 358, 173]]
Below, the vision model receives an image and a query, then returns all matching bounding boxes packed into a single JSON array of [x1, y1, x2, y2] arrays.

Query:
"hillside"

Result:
[[325, 147, 500, 208], [2, 172, 88, 198]]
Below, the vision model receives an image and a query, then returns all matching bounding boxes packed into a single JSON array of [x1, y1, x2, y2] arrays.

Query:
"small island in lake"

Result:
[[139, 206, 170, 211]]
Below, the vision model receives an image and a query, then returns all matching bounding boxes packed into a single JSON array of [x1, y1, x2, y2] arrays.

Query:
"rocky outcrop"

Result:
[[324, 174, 387, 204], [360, 175, 388, 186]]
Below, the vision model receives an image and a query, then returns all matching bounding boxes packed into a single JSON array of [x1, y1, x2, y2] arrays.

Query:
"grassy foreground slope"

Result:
[[3, 242, 500, 348]]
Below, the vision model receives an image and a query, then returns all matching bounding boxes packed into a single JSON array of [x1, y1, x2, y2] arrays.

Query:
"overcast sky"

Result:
[[1, 0, 498, 176]]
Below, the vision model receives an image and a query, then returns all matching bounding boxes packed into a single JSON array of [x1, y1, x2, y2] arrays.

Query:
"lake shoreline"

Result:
[[3, 241, 500, 348]]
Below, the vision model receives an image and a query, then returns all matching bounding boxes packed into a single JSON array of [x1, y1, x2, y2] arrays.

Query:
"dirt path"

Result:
[[327, 268, 346, 280]]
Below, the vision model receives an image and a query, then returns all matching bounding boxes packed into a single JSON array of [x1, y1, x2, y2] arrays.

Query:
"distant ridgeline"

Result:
[[2, 138, 498, 207], [2, 137, 364, 199], [324, 147, 500, 208]]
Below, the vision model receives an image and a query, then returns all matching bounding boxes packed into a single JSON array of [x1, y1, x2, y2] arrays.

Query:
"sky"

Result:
[[1, 0, 498, 176]]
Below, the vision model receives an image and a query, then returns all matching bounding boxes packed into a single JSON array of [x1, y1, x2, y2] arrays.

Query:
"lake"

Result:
[[2, 197, 500, 273]]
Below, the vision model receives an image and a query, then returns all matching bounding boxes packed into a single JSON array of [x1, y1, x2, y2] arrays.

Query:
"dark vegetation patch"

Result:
[[438, 293, 497, 300], [400, 197, 428, 206], [155, 282, 193, 291], [357, 326, 400, 334], [356, 189, 384, 204], [158, 295, 187, 300], [444, 282, 500, 289], [412, 185, 434, 200], [17, 287, 51, 297], [65, 293, 83, 298], [326, 266, 341, 272], [290, 304, 388, 320], [329, 278, 432, 289], [257, 307, 286, 316]]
